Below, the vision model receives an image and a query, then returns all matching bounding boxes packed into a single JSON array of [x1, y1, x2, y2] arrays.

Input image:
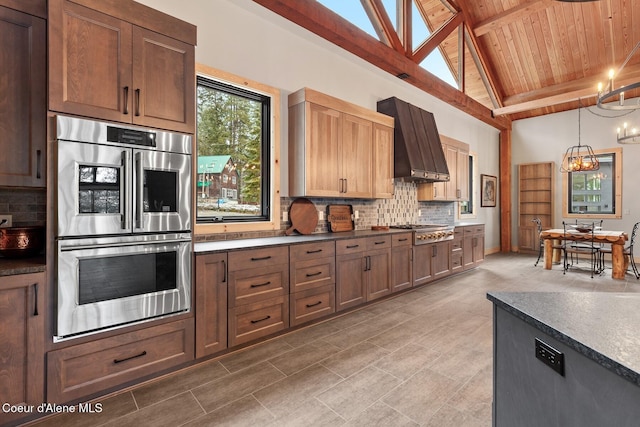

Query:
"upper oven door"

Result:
[[133, 148, 191, 234], [57, 139, 132, 237]]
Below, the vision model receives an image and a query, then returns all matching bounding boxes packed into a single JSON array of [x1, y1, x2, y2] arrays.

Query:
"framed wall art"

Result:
[[481, 174, 497, 207]]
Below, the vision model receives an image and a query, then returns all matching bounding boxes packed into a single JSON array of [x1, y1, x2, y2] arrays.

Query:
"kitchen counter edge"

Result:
[[487, 291, 640, 388], [194, 229, 411, 253], [0, 256, 46, 276]]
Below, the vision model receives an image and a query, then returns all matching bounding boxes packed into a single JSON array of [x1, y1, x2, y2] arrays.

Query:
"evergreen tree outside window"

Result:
[[196, 77, 271, 222]]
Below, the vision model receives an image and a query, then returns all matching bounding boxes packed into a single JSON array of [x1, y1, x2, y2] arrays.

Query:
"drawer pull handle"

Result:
[[33, 283, 39, 316], [374, 241, 386, 245], [250, 281, 271, 288], [251, 255, 272, 261], [398, 238, 408, 242], [306, 249, 323, 254], [251, 315, 271, 324], [114, 351, 147, 364], [306, 301, 322, 308], [346, 244, 360, 249], [222, 260, 227, 283], [306, 271, 322, 277]]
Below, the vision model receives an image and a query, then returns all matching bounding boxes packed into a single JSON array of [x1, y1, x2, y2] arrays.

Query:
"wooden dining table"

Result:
[[540, 229, 629, 279]]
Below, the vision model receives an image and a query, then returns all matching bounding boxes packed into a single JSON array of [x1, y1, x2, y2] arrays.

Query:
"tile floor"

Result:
[[28, 253, 640, 427]]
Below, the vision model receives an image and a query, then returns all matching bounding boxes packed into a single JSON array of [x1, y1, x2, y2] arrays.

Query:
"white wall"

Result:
[[512, 105, 640, 247], [138, 0, 502, 250]]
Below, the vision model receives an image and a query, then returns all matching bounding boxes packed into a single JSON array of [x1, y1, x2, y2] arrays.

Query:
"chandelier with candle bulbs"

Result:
[[596, 40, 640, 143]]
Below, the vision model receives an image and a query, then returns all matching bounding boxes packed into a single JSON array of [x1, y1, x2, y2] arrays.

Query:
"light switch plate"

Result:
[[0, 215, 12, 228]]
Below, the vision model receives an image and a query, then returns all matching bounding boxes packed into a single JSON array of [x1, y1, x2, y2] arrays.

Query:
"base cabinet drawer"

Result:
[[228, 263, 289, 308], [290, 284, 336, 327], [228, 295, 289, 347], [47, 318, 194, 403]]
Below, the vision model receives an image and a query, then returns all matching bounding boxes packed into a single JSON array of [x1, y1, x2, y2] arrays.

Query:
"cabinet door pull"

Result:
[[365, 255, 371, 271], [251, 255, 272, 261], [306, 249, 322, 254], [374, 240, 386, 245], [251, 315, 271, 324], [346, 244, 360, 249], [134, 88, 141, 116], [432, 246, 438, 257], [306, 271, 322, 277], [306, 301, 322, 308], [250, 281, 271, 288], [398, 238, 408, 242], [114, 350, 147, 364], [36, 150, 42, 179], [222, 260, 227, 283], [33, 283, 39, 316], [123, 86, 129, 114], [344, 179, 348, 193]]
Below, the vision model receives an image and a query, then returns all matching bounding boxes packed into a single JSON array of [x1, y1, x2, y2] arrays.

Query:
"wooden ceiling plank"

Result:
[[360, 0, 405, 54], [473, 0, 553, 37], [251, 0, 510, 130], [413, 12, 463, 64]]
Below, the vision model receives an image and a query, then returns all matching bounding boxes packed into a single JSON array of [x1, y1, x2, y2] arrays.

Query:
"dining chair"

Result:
[[599, 222, 640, 279], [564, 221, 600, 278], [532, 218, 544, 266], [568, 219, 604, 273]]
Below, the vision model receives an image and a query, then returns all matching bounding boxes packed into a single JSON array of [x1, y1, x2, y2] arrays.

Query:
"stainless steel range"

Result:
[[390, 224, 455, 245]]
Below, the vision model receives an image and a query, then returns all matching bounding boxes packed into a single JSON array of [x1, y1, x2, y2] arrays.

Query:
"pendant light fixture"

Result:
[[561, 102, 600, 173]]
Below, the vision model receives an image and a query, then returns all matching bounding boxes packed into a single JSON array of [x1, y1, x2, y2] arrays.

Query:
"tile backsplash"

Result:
[[196, 180, 456, 242], [0, 188, 46, 226]]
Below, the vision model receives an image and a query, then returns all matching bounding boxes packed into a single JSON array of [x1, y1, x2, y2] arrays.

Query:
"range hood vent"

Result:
[[377, 97, 450, 182]]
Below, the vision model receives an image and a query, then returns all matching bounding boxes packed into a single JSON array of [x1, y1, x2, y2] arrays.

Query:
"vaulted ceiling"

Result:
[[252, 0, 640, 130]]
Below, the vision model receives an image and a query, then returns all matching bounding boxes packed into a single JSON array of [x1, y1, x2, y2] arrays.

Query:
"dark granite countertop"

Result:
[[487, 291, 640, 388], [194, 228, 411, 253], [0, 256, 46, 276]]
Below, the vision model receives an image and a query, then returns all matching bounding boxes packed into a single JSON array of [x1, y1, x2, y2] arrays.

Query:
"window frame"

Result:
[[194, 63, 281, 235], [562, 147, 622, 219], [458, 151, 477, 219]]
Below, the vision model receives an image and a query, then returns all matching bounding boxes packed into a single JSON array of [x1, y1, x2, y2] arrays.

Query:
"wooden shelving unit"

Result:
[[518, 162, 554, 253]]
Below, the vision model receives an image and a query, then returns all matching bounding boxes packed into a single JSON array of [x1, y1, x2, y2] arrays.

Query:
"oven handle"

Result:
[[121, 150, 130, 231], [135, 151, 144, 229], [59, 237, 191, 252]]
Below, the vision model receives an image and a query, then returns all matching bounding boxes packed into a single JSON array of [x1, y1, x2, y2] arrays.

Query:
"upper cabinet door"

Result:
[[48, 0, 196, 133], [341, 113, 373, 198], [132, 26, 195, 133], [305, 103, 342, 196], [0, 5, 46, 187], [49, 0, 133, 124]]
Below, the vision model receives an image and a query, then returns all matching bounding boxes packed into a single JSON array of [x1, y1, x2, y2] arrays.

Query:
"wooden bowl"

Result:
[[0, 226, 45, 258]]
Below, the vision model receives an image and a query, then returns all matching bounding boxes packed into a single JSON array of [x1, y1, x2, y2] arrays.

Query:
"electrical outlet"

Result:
[[318, 210, 325, 221], [354, 210, 359, 219], [0, 215, 12, 228], [418, 209, 422, 216], [535, 338, 564, 376], [282, 211, 288, 222]]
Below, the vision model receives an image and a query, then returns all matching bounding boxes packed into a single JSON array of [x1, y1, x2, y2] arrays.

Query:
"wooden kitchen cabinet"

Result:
[[417, 136, 469, 202], [0, 3, 46, 187], [48, 0, 196, 133], [289, 241, 336, 326], [391, 232, 413, 292], [195, 252, 227, 359], [0, 272, 44, 425], [335, 236, 392, 311], [288, 87, 394, 199], [227, 246, 289, 346], [47, 318, 194, 404], [450, 227, 464, 274], [413, 240, 451, 286], [463, 224, 485, 270]]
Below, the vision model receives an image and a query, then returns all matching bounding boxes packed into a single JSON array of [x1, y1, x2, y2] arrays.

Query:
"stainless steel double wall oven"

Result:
[[54, 115, 192, 341]]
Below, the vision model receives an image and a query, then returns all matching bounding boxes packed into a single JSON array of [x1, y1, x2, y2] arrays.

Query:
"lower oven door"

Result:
[[56, 234, 191, 341]]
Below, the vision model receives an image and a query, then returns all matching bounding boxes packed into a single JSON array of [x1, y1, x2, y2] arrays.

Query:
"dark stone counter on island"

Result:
[[487, 291, 640, 427]]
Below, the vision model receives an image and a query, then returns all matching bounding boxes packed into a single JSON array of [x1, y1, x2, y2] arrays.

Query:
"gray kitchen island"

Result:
[[487, 291, 640, 427]]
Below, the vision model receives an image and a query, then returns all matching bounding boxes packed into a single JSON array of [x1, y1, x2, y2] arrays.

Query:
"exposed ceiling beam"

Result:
[[413, 12, 463, 64], [400, 0, 412, 55], [494, 65, 640, 115], [455, 1, 504, 108], [360, 0, 404, 54], [251, 0, 511, 130], [473, 0, 553, 37]]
